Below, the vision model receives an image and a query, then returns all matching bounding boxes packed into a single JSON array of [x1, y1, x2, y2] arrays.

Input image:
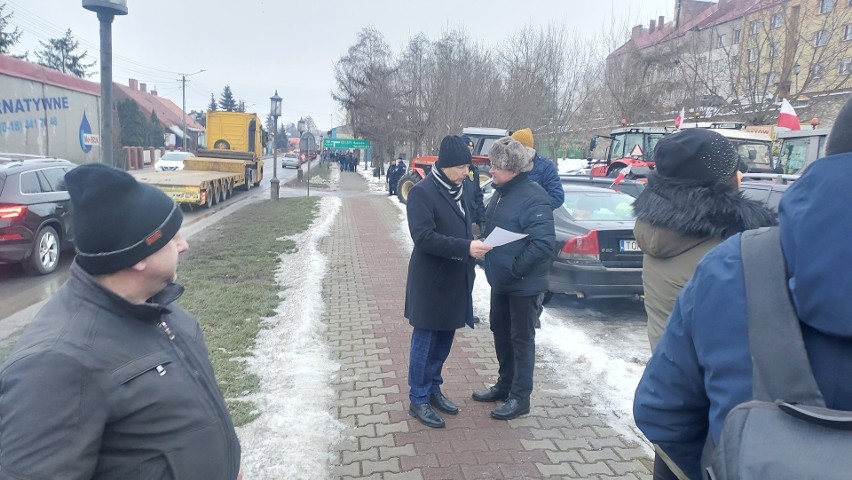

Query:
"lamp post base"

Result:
[[270, 177, 280, 200]]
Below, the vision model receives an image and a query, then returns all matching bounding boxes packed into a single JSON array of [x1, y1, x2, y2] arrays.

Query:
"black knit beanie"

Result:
[[65, 163, 183, 275], [436, 135, 471, 168], [653, 129, 739, 182], [826, 94, 852, 156]]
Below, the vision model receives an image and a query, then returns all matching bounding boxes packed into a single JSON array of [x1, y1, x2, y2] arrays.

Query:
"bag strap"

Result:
[[741, 227, 825, 406]]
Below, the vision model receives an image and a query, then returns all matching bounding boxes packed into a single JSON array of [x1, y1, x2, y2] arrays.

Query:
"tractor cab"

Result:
[[588, 127, 671, 178]]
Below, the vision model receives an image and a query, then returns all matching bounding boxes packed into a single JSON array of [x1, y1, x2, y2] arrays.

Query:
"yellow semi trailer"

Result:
[[130, 157, 252, 208]]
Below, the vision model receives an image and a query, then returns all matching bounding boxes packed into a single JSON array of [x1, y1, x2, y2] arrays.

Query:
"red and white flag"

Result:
[[778, 98, 801, 131], [612, 165, 631, 185], [675, 107, 685, 128]]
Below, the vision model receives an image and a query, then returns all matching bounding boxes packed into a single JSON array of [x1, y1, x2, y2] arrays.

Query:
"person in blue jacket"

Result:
[[633, 96, 852, 480], [510, 128, 564, 210]]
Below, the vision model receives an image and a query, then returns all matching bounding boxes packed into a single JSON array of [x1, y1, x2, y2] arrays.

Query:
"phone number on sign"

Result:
[[0, 117, 59, 133]]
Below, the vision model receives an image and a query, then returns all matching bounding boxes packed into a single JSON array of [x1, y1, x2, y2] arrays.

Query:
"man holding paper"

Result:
[[474, 136, 555, 420]]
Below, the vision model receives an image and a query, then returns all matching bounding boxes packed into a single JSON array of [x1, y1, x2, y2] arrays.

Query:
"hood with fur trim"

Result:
[[632, 176, 777, 258]]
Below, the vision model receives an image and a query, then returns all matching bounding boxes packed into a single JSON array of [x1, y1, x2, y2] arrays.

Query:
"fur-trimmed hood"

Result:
[[633, 176, 776, 258]]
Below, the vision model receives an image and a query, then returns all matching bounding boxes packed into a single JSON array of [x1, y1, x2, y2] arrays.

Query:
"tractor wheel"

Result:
[[397, 173, 421, 205], [607, 164, 626, 178]]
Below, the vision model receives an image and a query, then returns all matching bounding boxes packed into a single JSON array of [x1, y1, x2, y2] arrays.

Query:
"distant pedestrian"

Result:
[[405, 135, 492, 429], [475, 136, 555, 420], [0, 164, 242, 479]]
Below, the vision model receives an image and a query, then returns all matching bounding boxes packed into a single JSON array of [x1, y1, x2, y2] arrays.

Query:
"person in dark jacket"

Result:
[[388, 159, 405, 196], [633, 97, 852, 480], [405, 135, 493, 428], [0, 164, 241, 479], [511, 128, 564, 210], [474, 136, 555, 420], [632, 128, 776, 480]]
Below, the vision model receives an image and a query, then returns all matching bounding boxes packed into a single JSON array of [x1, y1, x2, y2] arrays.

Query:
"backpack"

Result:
[[701, 227, 852, 480]]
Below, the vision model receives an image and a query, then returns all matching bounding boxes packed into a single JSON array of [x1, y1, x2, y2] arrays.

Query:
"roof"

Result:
[[114, 81, 203, 132], [0, 54, 100, 96]]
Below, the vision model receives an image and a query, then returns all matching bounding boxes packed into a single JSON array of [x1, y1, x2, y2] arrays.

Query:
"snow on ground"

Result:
[[237, 196, 346, 480]]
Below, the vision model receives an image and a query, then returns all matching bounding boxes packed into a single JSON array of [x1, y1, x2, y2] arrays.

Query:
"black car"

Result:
[[739, 180, 789, 215], [0, 157, 77, 274], [546, 185, 643, 301], [559, 174, 646, 198]]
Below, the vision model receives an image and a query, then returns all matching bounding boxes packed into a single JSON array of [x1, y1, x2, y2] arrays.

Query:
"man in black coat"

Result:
[[404, 135, 492, 428], [474, 136, 555, 420]]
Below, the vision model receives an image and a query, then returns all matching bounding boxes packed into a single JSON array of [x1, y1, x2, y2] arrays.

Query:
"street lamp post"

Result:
[[793, 63, 801, 96], [180, 69, 205, 151], [298, 118, 308, 197], [269, 90, 282, 201], [82, 0, 128, 167]]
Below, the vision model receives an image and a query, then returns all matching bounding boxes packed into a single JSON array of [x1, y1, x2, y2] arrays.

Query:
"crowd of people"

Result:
[[329, 150, 359, 172], [1, 94, 850, 477]]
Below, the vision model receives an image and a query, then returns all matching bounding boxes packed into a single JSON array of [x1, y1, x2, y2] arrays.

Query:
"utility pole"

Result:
[[179, 69, 205, 151]]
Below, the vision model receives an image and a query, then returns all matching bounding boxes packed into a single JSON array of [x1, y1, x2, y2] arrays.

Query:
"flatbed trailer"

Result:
[[130, 157, 253, 208]]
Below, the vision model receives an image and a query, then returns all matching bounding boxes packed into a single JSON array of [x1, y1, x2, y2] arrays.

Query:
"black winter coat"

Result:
[[0, 261, 241, 479], [463, 165, 485, 226], [404, 173, 475, 330], [482, 172, 555, 296]]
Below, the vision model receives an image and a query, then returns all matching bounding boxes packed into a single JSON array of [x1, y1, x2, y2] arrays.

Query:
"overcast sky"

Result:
[[6, 0, 675, 130]]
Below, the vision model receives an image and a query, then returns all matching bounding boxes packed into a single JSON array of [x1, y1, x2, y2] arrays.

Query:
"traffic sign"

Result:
[[323, 138, 371, 149], [629, 144, 643, 157]]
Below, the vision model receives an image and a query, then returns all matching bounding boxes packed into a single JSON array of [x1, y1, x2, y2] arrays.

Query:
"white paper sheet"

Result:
[[483, 226, 528, 248]]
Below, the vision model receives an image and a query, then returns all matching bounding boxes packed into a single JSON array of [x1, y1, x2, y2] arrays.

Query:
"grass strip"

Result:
[[178, 197, 318, 426]]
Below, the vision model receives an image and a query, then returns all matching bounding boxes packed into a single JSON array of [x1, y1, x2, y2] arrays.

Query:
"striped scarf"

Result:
[[431, 167, 464, 202]]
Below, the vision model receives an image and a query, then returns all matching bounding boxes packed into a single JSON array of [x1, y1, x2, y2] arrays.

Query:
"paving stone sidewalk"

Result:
[[321, 170, 652, 480]]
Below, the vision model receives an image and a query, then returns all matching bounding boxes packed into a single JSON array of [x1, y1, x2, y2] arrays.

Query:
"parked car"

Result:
[[546, 185, 643, 301], [281, 152, 301, 169], [154, 151, 196, 172], [739, 180, 789, 215], [0, 157, 77, 274], [560, 174, 646, 198]]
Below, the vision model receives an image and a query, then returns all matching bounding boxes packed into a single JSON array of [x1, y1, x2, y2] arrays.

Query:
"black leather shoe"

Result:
[[430, 392, 459, 415], [472, 386, 509, 403], [409, 403, 445, 428], [491, 398, 530, 420]]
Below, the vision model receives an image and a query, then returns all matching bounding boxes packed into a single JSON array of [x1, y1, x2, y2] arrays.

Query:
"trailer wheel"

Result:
[[397, 172, 420, 205], [218, 184, 226, 203], [225, 180, 233, 199], [204, 189, 214, 208]]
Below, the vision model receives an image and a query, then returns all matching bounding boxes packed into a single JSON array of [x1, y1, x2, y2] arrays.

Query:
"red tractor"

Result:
[[397, 127, 508, 204], [587, 126, 673, 178]]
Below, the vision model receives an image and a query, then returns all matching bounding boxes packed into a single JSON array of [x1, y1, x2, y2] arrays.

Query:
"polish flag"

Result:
[[612, 165, 631, 185], [778, 99, 801, 131], [675, 107, 685, 128]]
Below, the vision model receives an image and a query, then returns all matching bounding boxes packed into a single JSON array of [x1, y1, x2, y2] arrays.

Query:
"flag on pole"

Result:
[[778, 99, 801, 131], [675, 107, 685, 128], [612, 165, 631, 185]]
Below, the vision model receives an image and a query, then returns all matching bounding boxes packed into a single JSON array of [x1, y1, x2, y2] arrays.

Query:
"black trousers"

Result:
[[489, 292, 538, 401]]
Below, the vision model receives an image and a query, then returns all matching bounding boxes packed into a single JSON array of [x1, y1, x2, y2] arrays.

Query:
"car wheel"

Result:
[[24, 226, 60, 275], [397, 172, 420, 205]]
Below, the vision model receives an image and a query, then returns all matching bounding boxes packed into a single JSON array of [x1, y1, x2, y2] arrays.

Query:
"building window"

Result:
[[770, 42, 779, 58], [845, 24, 852, 41], [699, 56, 707, 65], [765, 73, 777, 86], [815, 29, 830, 47], [751, 20, 761, 35], [748, 47, 759, 63], [819, 0, 835, 14], [771, 13, 784, 29], [812, 63, 826, 79], [840, 58, 852, 75], [734, 29, 742, 44], [718, 34, 727, 47]]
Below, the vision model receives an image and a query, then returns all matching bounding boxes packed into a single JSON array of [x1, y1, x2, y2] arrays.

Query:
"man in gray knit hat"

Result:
[[473, 137, 555, 420], [0, 164, 242, 479]]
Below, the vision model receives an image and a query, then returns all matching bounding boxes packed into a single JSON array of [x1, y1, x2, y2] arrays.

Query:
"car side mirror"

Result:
[[589, 136, 598, 152]]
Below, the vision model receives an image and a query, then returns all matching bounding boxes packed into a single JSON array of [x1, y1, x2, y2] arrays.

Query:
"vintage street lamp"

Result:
[[82, 0, 128, 167], [269, 90, 282, 200], [793, 63, 801, 94]]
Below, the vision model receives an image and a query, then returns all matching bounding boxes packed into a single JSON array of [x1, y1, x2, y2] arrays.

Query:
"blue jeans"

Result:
[[408, 328, 455, 404]]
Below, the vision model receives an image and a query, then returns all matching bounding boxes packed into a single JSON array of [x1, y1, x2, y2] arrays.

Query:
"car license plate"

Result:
[[620, 239, 641, 252]]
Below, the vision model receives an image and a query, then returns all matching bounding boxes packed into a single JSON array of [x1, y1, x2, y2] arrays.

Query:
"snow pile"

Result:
[[237, 196, 346, 479]]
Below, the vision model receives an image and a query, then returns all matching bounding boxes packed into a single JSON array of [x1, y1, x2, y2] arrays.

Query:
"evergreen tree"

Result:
[[207, 93, 218, 111], [218, 86, 238, 112], [148, 111, 165, 148], [117, 99, 148, 147], [237, 100, 246, 113], [34, 29, 95, 78], [0, 3, 23, 56]]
